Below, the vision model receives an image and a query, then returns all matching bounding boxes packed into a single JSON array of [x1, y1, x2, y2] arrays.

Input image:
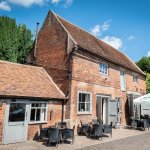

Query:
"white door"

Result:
[[3, 100, 29, 144]]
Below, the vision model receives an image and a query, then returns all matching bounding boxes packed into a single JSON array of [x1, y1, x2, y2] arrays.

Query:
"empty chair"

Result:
[[103, 122, 113, 137], [39, 128, 48, 141], [48, 128, 60, 147], [80, 120, 89, 136], [63, 126, 75, 144], [92, 124, 103, 140], [140, 118, 150, 130]]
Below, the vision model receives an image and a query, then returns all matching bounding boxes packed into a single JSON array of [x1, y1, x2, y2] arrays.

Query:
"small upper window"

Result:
[[133, 75, 138, 83], [100, 63, 108, 75]]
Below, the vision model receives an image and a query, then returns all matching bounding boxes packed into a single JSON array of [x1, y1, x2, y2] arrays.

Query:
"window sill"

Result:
[[77, 112, 92, 115], [29, 121, 48, 125]]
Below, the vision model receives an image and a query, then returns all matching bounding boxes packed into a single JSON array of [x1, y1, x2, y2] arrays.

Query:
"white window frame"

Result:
[[29, 101, 48, 124], [99, 63, 108, 75], [77, 91, 92, 115], [120, 70, 126, 91], [133, 74, 138, 83]]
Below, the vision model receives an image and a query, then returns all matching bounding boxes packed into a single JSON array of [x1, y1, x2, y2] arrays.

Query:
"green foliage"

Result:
[[136, 57, 150, 73], [145, 72, 150, 93], [136, 57, 150, 93], [0, 16, 33, 64]]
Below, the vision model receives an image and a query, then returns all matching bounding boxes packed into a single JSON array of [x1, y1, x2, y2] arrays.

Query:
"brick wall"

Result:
[[33, 11, 74, 96], [69, 53, 146, 126], [28, 101, 63, 140], [0, 101, 6, 144]]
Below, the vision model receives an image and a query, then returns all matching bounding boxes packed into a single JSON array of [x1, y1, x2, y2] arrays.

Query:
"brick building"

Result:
[[28, 10, 146, 128], [0, 60, 65, 144]]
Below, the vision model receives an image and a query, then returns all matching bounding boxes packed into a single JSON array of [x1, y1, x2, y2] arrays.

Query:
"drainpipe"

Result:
[[34, 22, 40, 64]]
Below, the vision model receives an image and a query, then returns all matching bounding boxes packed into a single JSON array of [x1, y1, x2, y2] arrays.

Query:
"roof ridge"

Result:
[[49, 11, 145, 76], [53, 11, 124, 53], [0, 60, 43, 69]]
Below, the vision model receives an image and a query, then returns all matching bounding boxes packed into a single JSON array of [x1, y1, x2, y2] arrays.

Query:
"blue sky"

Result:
[[0, 0, 150, 62]]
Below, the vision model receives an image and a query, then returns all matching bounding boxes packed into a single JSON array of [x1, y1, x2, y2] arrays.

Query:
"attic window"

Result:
[[99, 63, 108, 75]]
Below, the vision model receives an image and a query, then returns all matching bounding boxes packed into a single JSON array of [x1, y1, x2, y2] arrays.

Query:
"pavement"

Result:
[[80, 132, 150, 150], [0, 127, 149, 150]]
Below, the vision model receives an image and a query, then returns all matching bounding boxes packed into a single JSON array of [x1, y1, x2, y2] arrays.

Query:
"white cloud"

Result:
[[147, 51, 150, 57], [90, 19, 111, 37], [7, 0, 47, 7], [102, 36, 123, 50], [63, 0, 73, 7], [90, 25, 101, 37], [128, 35, 135, 40], [51, 0, 61, 4], [0, 1, 11, 11]]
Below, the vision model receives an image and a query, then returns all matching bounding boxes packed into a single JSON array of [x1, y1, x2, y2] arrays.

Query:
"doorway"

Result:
[[96, 95, 110, 125], [3, 100, 29, 144]]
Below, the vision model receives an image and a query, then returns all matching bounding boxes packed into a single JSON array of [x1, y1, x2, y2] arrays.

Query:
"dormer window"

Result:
[[100, 63, 108, 75], [133, 75, 138, 83]]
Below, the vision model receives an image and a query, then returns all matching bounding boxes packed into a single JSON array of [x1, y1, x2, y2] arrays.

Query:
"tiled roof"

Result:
[[54, 12, 144, 75], [0, 60, 65, 99]]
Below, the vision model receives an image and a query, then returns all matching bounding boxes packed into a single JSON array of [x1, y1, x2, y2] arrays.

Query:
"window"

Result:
[[120, 71, 126, 91], [78, 92, 91, 114], [133, 75, 138, 83], [30, 103, 47, 123], [9, 103, 26, 122], [100, 63, 108, 75]]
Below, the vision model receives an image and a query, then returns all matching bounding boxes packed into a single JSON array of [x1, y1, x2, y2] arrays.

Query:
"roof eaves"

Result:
[[123, 53, 146, 76]]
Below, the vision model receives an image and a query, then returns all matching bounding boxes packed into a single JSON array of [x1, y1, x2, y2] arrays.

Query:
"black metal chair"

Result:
[[92, 124, 103, 140], [103, 122, 113, 137], [80, 120, 89, 136], [140, 118, 150, 130], [63, 126, 75, 144], [48, 128, 60, 147], [39, 128, 48, 141]]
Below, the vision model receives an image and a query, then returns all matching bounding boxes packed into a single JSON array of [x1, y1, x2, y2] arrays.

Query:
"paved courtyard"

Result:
[[0, 128, 149, 150]]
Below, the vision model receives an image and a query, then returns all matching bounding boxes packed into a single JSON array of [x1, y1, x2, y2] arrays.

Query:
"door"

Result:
[[108, 99, 117, 125], [3, 100, 29, 144], [96, 96, 109, 124]]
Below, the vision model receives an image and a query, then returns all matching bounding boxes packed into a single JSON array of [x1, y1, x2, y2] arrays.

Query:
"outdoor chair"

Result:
[[63, 126, 75, 144], [131, 119, 138, 128], [92, 124, 103, 140], [39, 128, 48, 141], [79, 120, 89, 136], [140, 118, 150, 131], [48, 128, 60, 147], [103, 122, 113, 137]]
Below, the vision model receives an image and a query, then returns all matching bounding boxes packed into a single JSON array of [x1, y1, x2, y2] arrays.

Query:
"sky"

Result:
[[0, 0, 150, 62]]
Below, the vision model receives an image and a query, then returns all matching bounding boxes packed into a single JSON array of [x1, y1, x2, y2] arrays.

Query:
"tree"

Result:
[[0, 16, 33, 64], [136, 57, 150, 93], [146, 72, 150, 93], [136, 57, 150, 73]]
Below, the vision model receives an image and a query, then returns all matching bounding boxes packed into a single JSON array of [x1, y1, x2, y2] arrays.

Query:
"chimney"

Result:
[[34, 22, 40, 58]]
